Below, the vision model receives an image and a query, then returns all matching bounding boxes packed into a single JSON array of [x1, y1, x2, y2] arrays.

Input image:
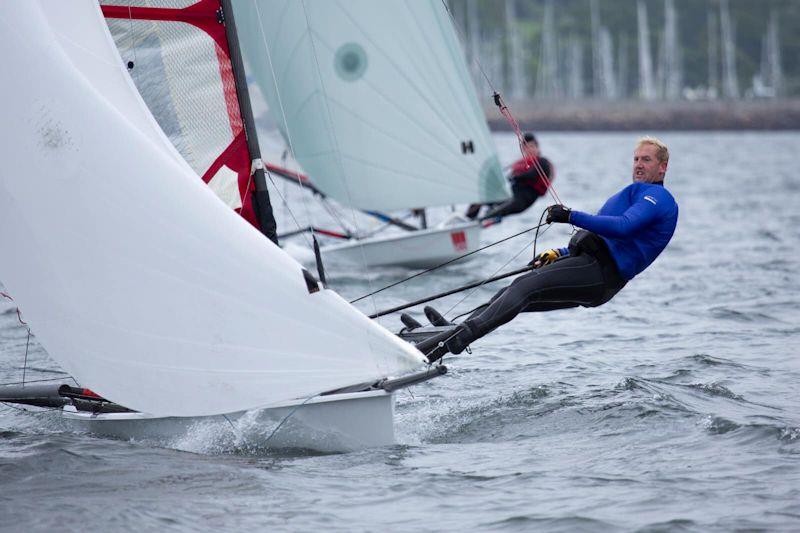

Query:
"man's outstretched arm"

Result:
[[549, 197, 665, 238]]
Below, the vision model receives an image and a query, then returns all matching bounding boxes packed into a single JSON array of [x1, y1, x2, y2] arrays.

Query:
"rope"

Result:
[[372, 209, 553, 362], [0, 402, 63, 414], [494, 92, 562, 206], [451, 304, 483, 322], [440, 0, 563, 206], [298, 1, 376, 276], [422, 327, 464, 361], [22, 330, 30, 386], [350, 222, 547, 304], [449, 212, 550, 323], [0, 376, 76, 387], [222, 392, 317, 449], [531, 208, 549, 266], [2, 291, 34, 386], [263, 171, 313, 249], [1, 292, 27, 327], [318, 197, 356, 238], [264, 394, 317, 444], [418, 215, 554, 360], [253, 2, 322, 252], [440, 1, 499, 100], [296, 0, 389, 362], [368, 264, 534, 319], [1, 292, 80, 389], [440, 218, 552, 321], [126, 6, 138, 70]]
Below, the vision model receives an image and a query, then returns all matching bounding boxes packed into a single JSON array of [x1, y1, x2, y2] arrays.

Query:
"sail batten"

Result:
[[233, 0, 508, 211]]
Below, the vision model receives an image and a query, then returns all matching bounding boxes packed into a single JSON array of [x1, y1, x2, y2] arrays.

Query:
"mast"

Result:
[[220, 0, 278, 245], [466, 0, 481, 88]]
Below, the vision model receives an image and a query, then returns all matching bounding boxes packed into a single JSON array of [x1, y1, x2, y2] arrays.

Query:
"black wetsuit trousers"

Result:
[[463, 232, 627, 342], [483, 182, 541, 219], [467, 182, 541, 220]]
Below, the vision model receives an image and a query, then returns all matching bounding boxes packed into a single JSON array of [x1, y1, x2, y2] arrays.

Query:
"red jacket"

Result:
[[509, 156, 553, 196]]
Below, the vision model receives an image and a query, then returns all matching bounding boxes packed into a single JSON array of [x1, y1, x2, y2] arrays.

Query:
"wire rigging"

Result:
[[1, 292, 27, 327], [439, 0, 563, 207], [126, 6, 138, 70], [414, 212, 554, 360], [350, 221, 547, 304], [264, 394, 317, 443], [0, 292, 75, 391], [252, 1, 323, 252], [440, 215, 552, 322], [419, 236, 535, 361], [0, 376, 77, 388], [22, 330, 30, 386], [297, 0, 387, 327]]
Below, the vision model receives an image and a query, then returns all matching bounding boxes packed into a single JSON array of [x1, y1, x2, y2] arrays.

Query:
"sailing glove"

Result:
[[529, 248, 562, 268], [546, 204, 571, 224]]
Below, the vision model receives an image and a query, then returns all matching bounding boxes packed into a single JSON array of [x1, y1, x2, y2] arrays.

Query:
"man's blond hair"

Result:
[[637, 136, 669, 163]]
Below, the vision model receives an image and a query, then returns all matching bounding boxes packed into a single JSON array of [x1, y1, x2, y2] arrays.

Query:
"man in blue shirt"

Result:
[[413, 136, 679, 362]]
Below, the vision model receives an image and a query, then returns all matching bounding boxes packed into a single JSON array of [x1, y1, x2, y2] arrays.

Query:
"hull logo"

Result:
[[450, 231, 467, 251]]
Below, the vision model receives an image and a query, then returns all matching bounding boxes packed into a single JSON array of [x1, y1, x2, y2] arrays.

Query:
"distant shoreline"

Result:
[[485, 99, 800, 131]]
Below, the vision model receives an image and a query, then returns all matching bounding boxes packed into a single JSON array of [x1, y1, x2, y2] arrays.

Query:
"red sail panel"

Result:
[[101, 0, 258, 228]]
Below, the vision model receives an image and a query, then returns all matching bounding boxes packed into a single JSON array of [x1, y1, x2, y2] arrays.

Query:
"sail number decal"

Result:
[[450, 231, 467, 252]]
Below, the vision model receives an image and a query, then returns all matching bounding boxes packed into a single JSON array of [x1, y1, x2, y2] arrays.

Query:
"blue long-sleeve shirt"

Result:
[[567, 182, 678, 280]]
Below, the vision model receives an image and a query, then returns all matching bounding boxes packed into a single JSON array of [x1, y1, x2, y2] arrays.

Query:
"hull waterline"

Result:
[[61, 389, 395, 453]]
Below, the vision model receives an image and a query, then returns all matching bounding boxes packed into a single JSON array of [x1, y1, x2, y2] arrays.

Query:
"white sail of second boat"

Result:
[[233, 0, 508, 212]]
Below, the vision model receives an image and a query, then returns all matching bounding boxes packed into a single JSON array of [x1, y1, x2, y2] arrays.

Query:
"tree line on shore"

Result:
[[447, 0, 800, 101]]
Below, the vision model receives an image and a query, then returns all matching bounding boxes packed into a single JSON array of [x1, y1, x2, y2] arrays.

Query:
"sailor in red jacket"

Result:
[[466, 132, 555, 221]]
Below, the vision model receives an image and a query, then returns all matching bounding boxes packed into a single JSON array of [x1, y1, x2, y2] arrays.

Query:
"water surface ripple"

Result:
[[1, 132, 798, 531]]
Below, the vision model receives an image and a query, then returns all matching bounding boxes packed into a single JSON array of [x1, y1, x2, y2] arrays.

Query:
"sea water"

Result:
[[1, 132, 798, 531]]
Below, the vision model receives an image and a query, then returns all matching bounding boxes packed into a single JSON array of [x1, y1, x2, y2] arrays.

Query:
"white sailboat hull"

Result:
[[321, 222, 482, 269], [61, 389, 395, 453]]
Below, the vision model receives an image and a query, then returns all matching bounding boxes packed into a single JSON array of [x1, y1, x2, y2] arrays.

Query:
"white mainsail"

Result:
[[0, 1, 424, 417], [233, 0, 508, 212]]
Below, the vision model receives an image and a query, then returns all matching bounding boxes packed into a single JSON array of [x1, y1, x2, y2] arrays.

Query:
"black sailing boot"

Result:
[[400, 313, 423, 332], [423, 306, 453, 327], [413, 321, 477, 363]]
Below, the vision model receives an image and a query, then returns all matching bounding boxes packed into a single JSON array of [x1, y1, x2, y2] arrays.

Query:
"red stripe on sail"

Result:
[[202, 132, 258, 229], [264, 163, 313, 187], [103, 0, 251, 216]]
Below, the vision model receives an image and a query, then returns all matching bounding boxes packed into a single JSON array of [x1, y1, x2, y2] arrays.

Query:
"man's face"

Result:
[[632, 144, 667, 183]]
